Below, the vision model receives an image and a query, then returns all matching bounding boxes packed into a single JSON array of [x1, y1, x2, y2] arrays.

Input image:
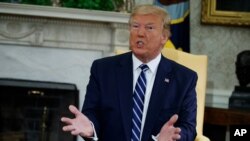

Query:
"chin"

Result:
[[132, 48, 145, 55]]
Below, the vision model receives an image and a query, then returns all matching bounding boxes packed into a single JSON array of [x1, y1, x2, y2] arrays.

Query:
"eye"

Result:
[[145, 26, 154, 31], [131, 24, 139, 29]]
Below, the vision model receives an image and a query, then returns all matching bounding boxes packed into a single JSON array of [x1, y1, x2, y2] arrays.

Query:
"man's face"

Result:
[[129, 14, 168, 63]]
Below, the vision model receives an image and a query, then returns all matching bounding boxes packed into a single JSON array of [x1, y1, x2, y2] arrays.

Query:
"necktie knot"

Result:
[[139, 64, 149, 72]]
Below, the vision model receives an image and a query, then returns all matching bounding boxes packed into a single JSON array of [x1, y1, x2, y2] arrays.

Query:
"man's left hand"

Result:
[[158, 114, 181, 141]]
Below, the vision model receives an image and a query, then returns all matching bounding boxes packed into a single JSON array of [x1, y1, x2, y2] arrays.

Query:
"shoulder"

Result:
[[161, 56, 197, 79], [92, 51, 132, 68]]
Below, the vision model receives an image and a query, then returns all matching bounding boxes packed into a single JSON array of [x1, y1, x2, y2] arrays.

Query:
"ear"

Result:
[[161, 31, 169, 45]]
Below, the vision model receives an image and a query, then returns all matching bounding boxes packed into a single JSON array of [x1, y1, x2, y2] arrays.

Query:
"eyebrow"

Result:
[[131, 22, 156, 26], [145, 23, 156, 26]]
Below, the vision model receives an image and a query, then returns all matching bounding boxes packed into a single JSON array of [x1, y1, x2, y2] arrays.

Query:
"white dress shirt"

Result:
[[132, 53, 161, 140]]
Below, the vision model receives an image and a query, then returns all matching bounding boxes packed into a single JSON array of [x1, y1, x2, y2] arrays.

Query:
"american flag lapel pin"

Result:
[[164, 78, 170, 83]]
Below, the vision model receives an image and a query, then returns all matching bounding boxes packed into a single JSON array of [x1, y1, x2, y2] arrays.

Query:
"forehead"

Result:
[[131, 14, 163, 25]]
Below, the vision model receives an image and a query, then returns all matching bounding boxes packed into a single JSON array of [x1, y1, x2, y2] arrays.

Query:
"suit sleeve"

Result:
[[81, 60, 101, 140], [178, 72, 197, 141]]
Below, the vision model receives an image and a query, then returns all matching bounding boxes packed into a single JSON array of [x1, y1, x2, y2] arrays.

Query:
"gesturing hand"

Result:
[[158, 114, 181, 141], [61, 105, 94, 137]]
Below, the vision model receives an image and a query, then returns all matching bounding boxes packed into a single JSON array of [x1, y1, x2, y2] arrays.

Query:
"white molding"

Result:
[[0, 3, 130, 52], [205, 88, 233, 108], [0, 3, 130, 24]]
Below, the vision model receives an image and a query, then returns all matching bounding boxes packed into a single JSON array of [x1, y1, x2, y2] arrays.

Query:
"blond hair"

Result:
[[129, 4, 171, 35]]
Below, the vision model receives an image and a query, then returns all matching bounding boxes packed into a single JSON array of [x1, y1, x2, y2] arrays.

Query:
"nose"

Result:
[[137, 27, 146, 37]]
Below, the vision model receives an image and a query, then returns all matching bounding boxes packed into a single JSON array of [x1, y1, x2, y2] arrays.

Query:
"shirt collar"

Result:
[[132, 53, 161, 73]]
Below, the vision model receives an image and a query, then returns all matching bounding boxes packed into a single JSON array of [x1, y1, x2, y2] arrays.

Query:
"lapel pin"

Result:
[[164, 78, 170, 83]]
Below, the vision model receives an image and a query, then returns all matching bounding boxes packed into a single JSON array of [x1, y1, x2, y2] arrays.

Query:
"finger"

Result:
[[69, 105, 81, 115], [62, 125, 75, 131], [174, 127, 181, 134], [173, 134, 181, 140], [167, 114, 178, 126], [61, 117, 72, 125], [173, 128, 181, 140]]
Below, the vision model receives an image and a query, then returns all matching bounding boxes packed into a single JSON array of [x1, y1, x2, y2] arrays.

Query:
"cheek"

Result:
[[129, 32, 137, 40], [129, 33, 134, 41], [129, 36, 135, 45], [150, 35, 164, 44]]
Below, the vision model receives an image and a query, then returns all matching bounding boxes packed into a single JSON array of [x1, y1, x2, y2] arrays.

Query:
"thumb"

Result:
[[69, 105, 81, 116], [167, 114, 178, 126]]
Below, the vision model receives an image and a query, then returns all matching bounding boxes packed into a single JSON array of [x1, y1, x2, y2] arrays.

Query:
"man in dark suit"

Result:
[[61, 4, 197, 141]]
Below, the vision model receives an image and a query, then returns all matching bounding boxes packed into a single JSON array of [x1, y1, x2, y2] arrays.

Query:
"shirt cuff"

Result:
[[89, 122, 98, 141], [151, 134, 159, 141]]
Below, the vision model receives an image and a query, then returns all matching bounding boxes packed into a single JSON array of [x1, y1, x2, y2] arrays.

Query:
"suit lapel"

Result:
[[141, 56, 173, 141], [116, 52, 133, 141]]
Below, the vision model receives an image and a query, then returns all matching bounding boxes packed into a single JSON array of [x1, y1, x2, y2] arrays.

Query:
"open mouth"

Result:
[[137, 41, 144, 47]]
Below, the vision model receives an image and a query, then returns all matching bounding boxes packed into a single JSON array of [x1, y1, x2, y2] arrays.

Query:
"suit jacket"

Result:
[[82, 52, 197, 141]]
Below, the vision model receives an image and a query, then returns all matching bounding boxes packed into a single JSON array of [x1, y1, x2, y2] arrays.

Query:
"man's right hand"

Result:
[[61, 105, 94, 137]]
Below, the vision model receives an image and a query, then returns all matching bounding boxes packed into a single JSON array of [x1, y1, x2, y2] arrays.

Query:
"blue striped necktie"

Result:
[[131, 64, 149, 141]]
